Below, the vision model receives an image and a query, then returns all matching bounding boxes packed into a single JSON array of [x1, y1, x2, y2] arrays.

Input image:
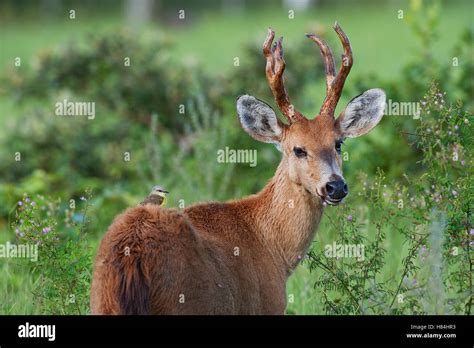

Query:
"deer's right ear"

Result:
[[236, 95, 285, 147]]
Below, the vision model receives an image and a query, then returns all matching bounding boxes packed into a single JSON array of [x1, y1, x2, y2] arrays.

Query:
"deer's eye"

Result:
[[293, 147, 307, 158], [335, 140, 343, 154]]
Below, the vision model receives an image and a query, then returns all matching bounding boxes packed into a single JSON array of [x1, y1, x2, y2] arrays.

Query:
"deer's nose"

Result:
[[326, 180, 348, 200]]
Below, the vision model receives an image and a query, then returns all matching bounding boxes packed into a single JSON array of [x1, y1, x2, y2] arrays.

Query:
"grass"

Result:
[[287, 266, 320, 314], [166, 0, 471, 77], [0, 232, 38, 314], [1, 1, 471, 76]]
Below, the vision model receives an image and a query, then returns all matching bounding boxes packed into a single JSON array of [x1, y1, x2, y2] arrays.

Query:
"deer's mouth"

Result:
[[317, 194, 344, 206], [316, 190, 345, 205], [324, 197, 344, 206]]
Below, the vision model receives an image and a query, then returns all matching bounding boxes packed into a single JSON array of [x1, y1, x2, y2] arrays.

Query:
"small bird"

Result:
[[141, 185, 169, 206]]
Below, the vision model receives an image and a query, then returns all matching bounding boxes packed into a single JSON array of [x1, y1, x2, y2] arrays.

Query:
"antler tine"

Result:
[[263, 28, 305, 124], [305, 33, 336, 89], [307, 22, 353, 117]]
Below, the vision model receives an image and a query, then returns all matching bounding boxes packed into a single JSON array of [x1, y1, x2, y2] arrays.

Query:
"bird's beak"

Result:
[[162, 190, 169, 194]]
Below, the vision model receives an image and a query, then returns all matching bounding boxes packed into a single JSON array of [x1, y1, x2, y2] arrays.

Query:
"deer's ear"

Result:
[[236, 95, 285, 146], [336, 88, 386, 138]]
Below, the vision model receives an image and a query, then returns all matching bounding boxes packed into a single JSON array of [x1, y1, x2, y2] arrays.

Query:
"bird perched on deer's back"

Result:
[[140, 185, 169, 206]]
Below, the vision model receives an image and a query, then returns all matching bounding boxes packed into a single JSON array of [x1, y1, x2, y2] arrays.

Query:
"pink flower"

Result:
[[42, 227, 51, 235], [452, 190, 458, 197], [419, 245, 427, 255], [347, 215, 353, 222]]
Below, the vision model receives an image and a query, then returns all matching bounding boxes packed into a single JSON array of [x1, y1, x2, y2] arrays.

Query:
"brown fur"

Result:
[[90, 150, 325, 314]]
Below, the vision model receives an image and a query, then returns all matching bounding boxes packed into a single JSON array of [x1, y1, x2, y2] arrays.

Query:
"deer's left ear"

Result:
[[336, 88, 386, 138]]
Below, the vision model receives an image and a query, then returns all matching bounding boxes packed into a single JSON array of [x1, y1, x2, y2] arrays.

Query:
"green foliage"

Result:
[[346, 0, 473, 180], [8, 31, 216, 132], [10, 190, 93, 314], [307, 85, 472, 315], [0, 31, 236, 223]]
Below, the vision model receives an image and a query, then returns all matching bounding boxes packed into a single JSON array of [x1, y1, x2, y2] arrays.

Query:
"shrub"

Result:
[[307, 84, 472, 315], [11, 190, 92, 314]]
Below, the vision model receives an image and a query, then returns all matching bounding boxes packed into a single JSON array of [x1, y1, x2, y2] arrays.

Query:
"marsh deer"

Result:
[[90, 23, 386, 314]]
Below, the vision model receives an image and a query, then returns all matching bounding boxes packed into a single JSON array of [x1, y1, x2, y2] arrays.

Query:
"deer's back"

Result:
[[91, 203, 286, 314]]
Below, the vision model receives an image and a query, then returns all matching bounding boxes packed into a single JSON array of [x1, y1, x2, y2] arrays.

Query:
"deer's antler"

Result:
[[263, 28, 305, 124], [306, 22, 353, 117]]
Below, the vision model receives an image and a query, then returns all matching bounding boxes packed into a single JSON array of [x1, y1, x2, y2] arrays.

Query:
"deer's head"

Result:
[[237, 23, 386, 206]]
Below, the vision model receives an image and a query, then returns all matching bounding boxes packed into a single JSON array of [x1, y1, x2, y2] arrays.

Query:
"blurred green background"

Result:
[[0, 0, 472, 314]]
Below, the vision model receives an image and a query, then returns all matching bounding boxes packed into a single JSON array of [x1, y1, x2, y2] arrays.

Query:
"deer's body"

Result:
[[91, 23, 386, 315], [91, 159, 322, 314]]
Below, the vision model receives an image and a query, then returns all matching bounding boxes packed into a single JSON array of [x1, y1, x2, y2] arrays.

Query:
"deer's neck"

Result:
[[240, 158, 324, 276]]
